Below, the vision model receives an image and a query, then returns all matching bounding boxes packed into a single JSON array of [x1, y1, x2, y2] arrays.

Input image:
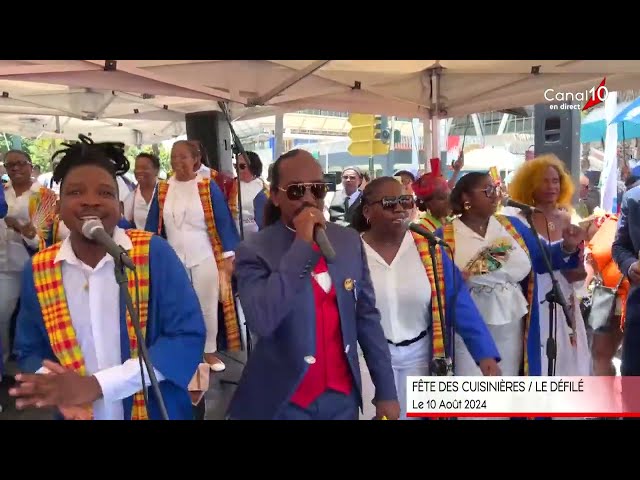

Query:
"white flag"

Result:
[[601, 91, 618, 213]]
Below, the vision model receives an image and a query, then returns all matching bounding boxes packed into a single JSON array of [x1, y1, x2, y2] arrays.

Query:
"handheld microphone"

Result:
[[408, 223, 449, 248], [314, 225, 336, 262], [501, 196, 541, 214], [81, 218, 136, 270]]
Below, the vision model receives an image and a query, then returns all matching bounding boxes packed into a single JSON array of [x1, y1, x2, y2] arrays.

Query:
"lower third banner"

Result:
[[406, 376, 636, 418]]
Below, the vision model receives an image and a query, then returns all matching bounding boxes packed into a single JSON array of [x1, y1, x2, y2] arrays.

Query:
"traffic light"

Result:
[[347, 113, 390, 157], [374, 115, 391, 145]]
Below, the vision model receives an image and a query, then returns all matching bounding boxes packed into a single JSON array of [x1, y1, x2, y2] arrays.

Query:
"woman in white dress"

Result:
[[123, 153, 159, 230], [353, 176, 501, 419], [504, 154, 591, 376], [145, 140, 241, 372], [436, 172, 585, 381]]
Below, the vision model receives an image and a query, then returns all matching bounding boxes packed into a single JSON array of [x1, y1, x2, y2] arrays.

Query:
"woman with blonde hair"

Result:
[[503, 154, 591, 376]]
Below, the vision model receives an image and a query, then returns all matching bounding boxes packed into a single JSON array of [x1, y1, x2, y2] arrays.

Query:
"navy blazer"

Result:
[[227, 220, 397, 420], [613, 185, 640, 302]]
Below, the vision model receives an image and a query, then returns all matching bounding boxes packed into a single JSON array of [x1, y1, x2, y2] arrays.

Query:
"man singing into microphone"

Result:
[[227, 149, 400, 420], [9, 135, 205, 420]]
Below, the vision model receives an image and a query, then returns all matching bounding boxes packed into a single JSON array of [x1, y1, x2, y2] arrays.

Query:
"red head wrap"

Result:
[[412, 158, 449, 199]]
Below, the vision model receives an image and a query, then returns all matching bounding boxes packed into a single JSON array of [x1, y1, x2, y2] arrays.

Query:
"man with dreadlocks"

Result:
[[10, 135, 205, 420]]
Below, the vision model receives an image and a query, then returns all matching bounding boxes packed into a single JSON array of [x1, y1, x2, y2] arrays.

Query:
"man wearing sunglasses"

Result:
[[228, 149, 399, 420]]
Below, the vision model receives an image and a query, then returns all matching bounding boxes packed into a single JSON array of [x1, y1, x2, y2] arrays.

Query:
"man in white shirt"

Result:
[[10, 136, 205, 420]]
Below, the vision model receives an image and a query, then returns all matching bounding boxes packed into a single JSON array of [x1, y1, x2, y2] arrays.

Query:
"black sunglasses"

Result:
[[235, 163, 247, 170], [369, 195, 415, 210], [279, 182, 329, 201]]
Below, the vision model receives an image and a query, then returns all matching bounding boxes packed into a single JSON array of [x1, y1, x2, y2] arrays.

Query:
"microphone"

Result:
[[408, 223, 449, 248], [501, 196, 541, 214], [81, 217, 136, 270], [314, 225, 336, 262]]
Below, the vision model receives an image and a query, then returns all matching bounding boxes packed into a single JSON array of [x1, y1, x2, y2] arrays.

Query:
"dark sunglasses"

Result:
[[475, 184, 502, 198], [279, 182, 329, 201], [369, 195, 415, 210], [236, 163, 247, 170]]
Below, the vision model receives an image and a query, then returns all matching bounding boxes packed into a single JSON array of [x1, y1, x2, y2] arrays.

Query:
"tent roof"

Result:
[[0, 60, 639, 144]]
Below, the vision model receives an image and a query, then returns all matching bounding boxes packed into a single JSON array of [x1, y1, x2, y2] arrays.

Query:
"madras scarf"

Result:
[[418, 212, 442, 233], [410, 232, 447, 360], [32, 229, 152, 420], [444, 216, 536, 376], [156, 180, 241, 351]]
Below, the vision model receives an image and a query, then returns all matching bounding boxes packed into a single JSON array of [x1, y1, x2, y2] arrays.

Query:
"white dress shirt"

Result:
[[123, 186, 153, 230], [452, 217, 531, 326], [162, 174, 231, 269], [41, 227, 165, 420], [363, 231, 432, 344], [0, 182, 43, 273]]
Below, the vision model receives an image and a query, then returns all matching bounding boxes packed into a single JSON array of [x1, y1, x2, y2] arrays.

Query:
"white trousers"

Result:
[[455, 317, 524, 377], [0, 272, 21, 362], [454, 317, 524, 420], [187, 259, 220, 353], [389, 334, 431, 420]]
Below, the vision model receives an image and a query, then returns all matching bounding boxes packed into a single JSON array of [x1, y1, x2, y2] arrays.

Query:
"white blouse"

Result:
[[162, 175, 215, 269], [123, 186, 153, 230], [362, 231, 432, 344], [452, 216, 531, 326]]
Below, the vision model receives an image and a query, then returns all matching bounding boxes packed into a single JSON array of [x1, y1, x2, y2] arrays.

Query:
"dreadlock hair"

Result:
[[263, 149, 306, 226], [52, 134, 130, 190], [449, 171, 489, 215], [352, 176, 402, 233]]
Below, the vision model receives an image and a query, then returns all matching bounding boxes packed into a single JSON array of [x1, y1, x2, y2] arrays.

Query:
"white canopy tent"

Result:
[[0, 60, 639, 151]]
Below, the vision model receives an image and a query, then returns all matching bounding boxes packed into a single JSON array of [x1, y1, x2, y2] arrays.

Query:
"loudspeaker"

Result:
[[534, 102, 581, 185], [185, 111, 233, 174]]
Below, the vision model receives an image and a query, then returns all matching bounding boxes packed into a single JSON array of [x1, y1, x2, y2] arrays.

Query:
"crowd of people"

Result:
[[0, 136, 637, 420]]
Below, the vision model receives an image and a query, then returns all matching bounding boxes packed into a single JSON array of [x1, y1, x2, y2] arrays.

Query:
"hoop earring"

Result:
[[464, 201, 472, 211], [366, 217, 371, 225]]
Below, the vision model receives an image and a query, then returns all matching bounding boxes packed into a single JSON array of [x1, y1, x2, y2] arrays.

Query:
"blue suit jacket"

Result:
[[227, 221, 397, 420], [613, 185, 640, 306], [14, 234, 206, 420]]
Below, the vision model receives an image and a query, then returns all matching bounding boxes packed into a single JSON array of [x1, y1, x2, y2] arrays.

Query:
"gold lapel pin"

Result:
[[344, 278, 354, 291]]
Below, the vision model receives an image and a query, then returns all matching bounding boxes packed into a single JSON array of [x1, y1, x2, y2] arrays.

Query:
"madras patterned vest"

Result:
[[31, 229, 153, 420]]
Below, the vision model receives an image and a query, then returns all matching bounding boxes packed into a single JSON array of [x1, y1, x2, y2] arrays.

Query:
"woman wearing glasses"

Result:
[[227, 151, 269, 239], [434, 172, 584, 379], [145, 140, 240, 372], [352, 176, 501, 420]]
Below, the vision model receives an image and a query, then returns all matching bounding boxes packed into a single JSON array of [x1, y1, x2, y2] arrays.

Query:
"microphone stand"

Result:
[[113, 247, 169, 421], [427, 237, 451, 377], [523, 210, 574, 377]]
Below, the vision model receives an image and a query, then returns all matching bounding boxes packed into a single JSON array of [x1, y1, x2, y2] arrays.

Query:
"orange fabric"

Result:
[[588, 216, 629, 324]]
